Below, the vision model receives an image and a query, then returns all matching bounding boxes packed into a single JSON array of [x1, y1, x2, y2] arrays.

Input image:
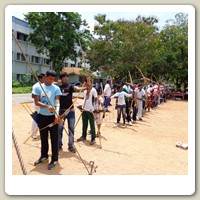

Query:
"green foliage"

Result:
[[12, 80, 21, 87], [87, 13, 188, 89], [152, 13, 188, 89], [87, 14, 160, 81], [24, 12, 92, 73], [12, 86, 32, 94]]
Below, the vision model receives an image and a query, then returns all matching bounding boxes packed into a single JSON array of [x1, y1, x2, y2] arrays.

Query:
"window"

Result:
[[44, 58, 50, 65], [35, 56, 40, 64], [17, 32, 28, 42], [17, 53, 21, 60], [31, 56, 41, 64], [16, 53, 27, 62], [16, 74, 21, 81], [71, 64, 75, 67]]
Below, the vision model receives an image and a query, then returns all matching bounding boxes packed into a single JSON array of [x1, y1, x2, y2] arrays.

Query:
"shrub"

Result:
[[12, 80, 21, 87]]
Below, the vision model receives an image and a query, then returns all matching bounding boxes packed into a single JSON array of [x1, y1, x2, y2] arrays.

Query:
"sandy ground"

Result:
[[12, 99, 188, 175]]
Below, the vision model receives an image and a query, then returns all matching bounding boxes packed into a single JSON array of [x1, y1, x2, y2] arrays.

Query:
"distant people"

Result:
[[122, 82, 133, 126], [135, 84, 145, 120], [103, 80, 112, 112], [33, 70, 62, 170], [111, 85, 133, 128], [95, 81, 100, 95], [31, 73, 45, 139]]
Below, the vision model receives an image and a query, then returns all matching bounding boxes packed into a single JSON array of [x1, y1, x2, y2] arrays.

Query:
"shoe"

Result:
[[68, 146, 76, 153], [48, 160, 57, 170], [90, 140, 96, 145], [77, 136, 86, 142], [122, 124, 126, 128], [114, 123, 119, 127], [34, 157, 48, 166], [128, 121, 133, 126], [139, 118, 143, 121]]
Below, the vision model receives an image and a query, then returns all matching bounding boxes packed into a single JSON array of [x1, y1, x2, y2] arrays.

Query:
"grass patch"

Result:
[[12, 86, 32, 94]]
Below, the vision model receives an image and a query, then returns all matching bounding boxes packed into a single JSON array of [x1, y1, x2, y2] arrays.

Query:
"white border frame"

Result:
[[5, 5, 195, 195]]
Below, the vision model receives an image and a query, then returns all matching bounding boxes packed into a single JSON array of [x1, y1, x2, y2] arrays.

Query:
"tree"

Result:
[[86, 14, 160, 81], [152, 13, 188, 89], [24, 12, 92, 72]]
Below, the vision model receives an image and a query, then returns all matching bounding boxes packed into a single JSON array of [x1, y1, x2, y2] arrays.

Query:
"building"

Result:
[[12, 16, 90, 83], [12, 16, 51, 82]]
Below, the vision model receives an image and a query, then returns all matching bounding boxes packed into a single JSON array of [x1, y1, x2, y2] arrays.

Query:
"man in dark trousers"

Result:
[[33, 70, 62, 170]]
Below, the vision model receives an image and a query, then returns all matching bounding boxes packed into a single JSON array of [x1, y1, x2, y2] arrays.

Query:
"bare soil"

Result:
[[12, 99, 188, 175]]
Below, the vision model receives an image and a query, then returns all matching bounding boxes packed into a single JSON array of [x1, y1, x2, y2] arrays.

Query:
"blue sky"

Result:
[[13, 11, 178, 33]]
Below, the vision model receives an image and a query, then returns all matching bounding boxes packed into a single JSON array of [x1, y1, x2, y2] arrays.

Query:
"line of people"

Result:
[[30, 69, 165, 170], [31, 70, 107, 170]]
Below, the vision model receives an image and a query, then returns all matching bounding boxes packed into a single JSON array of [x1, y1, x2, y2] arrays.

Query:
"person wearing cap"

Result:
[[31, 73, 45, 139], [56, 72, 86, 153], [135, 84, 145, 120]]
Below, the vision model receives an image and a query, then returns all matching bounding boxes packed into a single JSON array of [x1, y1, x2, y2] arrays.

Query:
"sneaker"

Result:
[[128, 121, 133, 126], [48, 160, 57, 170], [114, 123, 119, 127], [90, 140, 96, 145], [68, 146, 76, 153], [122, 124, 126, 128], [77, 136, 86, 142], [34, 157, 48, 166]]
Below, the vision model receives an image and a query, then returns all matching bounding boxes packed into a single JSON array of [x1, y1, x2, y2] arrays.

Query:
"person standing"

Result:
[[103, 80, 112, 112], [77, 82, 98, 145], [31, 73, 45, 139], [135, 84, 145, 120], [57, 72, 85, 153], [111, 85, 133, 128], [33, 70, 62, 170], [122, 82, 133, 126], [93, 91, 104, 137]]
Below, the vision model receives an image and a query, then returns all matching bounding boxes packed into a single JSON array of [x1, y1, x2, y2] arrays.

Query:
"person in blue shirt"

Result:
[[32, 70, 62, 170]]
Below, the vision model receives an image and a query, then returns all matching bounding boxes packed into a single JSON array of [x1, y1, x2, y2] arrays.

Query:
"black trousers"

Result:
[[37, 114, 58, 162]]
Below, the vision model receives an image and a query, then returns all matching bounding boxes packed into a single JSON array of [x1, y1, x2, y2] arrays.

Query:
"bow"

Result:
[[13, 33, 92, 175], [128, 70, 135, 115]]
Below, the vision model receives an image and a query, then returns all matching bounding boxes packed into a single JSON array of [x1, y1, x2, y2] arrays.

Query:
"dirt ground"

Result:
[[12, 99, 188, 175]]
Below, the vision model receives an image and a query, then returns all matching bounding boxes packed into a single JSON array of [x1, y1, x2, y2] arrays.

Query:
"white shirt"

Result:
[[32, 82, 41, 113], [111, 91, 132, 105], [104, 83, 112, 97], [82, 87, 98, 112], [123, 85, 133, 93], [135, 89, 145, 100]]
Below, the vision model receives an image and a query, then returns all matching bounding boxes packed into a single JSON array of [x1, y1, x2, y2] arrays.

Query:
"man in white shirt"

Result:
[[103, 80, 112, 112], [77, 83, 98, 145], [135, 84, 145, 120]]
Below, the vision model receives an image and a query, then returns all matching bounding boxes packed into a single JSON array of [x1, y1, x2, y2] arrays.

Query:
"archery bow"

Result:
[[13, 33, 92, 175]]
